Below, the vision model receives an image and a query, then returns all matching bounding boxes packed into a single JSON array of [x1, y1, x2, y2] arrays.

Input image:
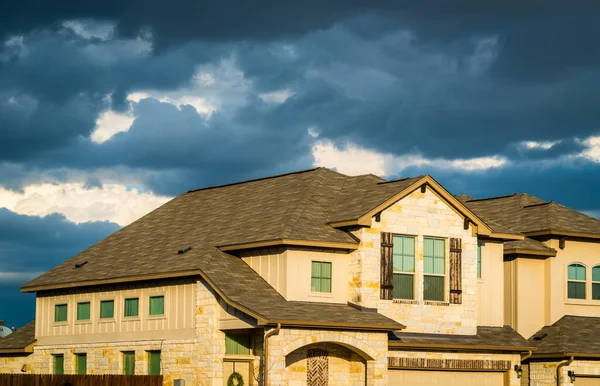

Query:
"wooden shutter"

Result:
[[380, 232, 394, 300], [449, 238, 462, 304]]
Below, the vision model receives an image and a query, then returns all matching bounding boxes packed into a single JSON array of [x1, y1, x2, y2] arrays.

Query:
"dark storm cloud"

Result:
[[0, 209, 119, 328]]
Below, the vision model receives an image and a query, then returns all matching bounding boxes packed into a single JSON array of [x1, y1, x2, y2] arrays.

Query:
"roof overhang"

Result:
[[485, 233, 524, 241], [388, 341, 535, 353], [0, 341, 36, 355], [504, 248, 557, 257], [219, 238, 358, 252], [328, 175, 494, 237], [524, 230, 600, 240], [264, 320, 404, 332], [530, 352, 600, 359]]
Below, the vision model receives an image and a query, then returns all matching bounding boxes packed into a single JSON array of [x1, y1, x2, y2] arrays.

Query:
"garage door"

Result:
[[577, 378, 600, 386], [388, 369, 504, 386]]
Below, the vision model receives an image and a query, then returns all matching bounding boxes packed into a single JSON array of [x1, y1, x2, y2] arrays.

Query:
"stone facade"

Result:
[[351, 188, 479, 335], [527, 359, 600, 386], [266, 328, 389, 386]]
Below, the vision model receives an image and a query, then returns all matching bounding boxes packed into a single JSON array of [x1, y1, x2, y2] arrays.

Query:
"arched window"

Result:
[[593, 266, 600, 300], [568, 264, 587, 299]]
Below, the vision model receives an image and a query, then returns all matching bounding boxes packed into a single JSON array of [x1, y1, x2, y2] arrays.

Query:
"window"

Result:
[[225, 334, 251, 355], [568, 264, 587, 299], [100, 300, 114, 319], [311, 261, 332, 293], [392, 235, 415, 299], [53, 355, 64, 375], [76, 353, 87, 375], [148, 351, 161, 375], [77, 302, 90, 321], [477, 242, 482, 279], [149, 296, 164, 315], [54, 304, 67, 323], [124, 298, 139, 317], [593, 266, 600, 300], [122, 351, 135, 375], [423, 238, 446, 301]]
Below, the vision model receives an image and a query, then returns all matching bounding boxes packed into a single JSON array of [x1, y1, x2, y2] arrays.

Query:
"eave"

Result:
[[529, 352, 600, 359], [524, 229, 600, 240], [388, 341, 535, 353], [219, 238, 358, 252], [0, 342, 36, 355], [504, 248, 557, 257]]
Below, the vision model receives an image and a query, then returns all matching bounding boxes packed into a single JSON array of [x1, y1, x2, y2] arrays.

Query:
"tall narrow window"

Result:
[[311, 261, 332, 293], [477, 242, 482, 279], [124, 298, 139, 317], [424, 238, 446, 301], [76, 353, 87, 375], [149, 296, 164, 315], [123, 351, 135, 375], [593, 266, 600, 300], [53, 354, 64, 375], [568, 264, 586, 299], [392, 235, 415, 299], [148, 351, 161, 375], [77, 302, 90, 321], [54, 304, 67, 323], [100, 300, 114, 319], [225, 334, 251, 355]]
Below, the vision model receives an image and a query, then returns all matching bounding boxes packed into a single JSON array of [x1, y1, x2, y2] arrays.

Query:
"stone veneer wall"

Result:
[[266, 327, 389, 386], [350, 188, 479, 335], [528, 359, 600, 386], [0, 354, 32, 374], [389, 350, 522, 386]]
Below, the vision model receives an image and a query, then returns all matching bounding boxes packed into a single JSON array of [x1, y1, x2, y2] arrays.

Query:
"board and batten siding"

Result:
[[35, 278, 196, 345]]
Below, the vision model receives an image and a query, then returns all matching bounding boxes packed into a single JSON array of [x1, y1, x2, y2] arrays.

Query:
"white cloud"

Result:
[[62, 20, 115, 41], [307, 126, 320, 138], [0, 271, 44, 283], [259, 89, 294, 104], [521, 140, 560, 150], [312, 139, 508, 176], [91, 108, 135, 143], [0, 183, 171, 226], [579, 136, 600, 162], [583, 210, 600, 220]]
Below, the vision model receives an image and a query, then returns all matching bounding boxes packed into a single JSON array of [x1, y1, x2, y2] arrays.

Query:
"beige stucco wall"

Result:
[[351, 187, 480, 335], [478, 239, 505, 327], [35, 278, 196, 346], [505, 238, 600, 338]]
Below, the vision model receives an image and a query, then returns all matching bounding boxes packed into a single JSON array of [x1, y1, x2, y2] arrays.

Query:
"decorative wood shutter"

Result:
[[307, 349, 329, 386], [449, 238, 462, 304], [380, 232, 394, 300]]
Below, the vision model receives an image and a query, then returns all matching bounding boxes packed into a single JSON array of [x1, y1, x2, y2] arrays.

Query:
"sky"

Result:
[[1, 1, 600, 329]]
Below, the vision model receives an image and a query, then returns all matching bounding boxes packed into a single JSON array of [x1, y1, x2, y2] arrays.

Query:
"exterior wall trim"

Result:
[[504, 248, 557, 257], [388, 357, 512, 371], [388, 342, 534, 353]]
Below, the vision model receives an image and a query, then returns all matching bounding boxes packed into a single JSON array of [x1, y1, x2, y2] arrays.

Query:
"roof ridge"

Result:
[[465, 193, 516, 202], [282, 168, 327, 238], [377, 175, 424, 185], [523, 201, 552, 208], [186, 167, 323, 193], [324, 174, 351, 223]]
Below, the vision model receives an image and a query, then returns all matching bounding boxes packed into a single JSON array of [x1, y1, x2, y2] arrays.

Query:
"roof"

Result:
[[529, 315, 600, 357], [0, 321, 35, 354], [504, 237, 557, 256], [389, 326, 532, 352], [462, 194, 600, 238]]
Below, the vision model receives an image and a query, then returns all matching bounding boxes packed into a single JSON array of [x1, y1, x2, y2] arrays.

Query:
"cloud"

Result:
[[0, 182, 170, 226], [579, 136, 600, 162], [259, 88, 294, 104], [521, 140, 561, 150], [312, 139, 508, 176], [91, 107, 135, 143]]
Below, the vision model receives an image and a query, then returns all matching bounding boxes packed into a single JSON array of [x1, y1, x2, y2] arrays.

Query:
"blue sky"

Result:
[[1, 1, 600, 328]]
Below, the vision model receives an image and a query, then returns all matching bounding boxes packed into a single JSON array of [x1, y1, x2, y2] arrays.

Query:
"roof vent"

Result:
[[74, 261, 88, 268], [178, 247, 192, 255], [533, 333, 548, 341]]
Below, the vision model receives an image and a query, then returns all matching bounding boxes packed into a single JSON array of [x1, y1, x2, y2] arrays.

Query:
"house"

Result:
[[0, 167, 598, 385]]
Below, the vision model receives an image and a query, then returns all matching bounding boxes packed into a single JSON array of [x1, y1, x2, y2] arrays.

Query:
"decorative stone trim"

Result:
[[388, 357, 511, 371], [393, 299, 419, 305], [423, 301, 450, 306]]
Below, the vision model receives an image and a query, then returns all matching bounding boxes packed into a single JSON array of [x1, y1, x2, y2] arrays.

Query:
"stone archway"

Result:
[[281, 332, 377, 362]]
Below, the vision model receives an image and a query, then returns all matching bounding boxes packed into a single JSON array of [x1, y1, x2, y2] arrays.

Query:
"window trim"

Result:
[[477, 241, 483, 280], [391, 234, 416, 300], [423, 237, 447, 302], [567, 263, 587, 300], [124, 297, 140, 318], [99, 299, 115, 320], [310, 261, 333, 294], [76, 301, 91, 322], [54, 303, 68, 323], [148, 295, 165, 316]]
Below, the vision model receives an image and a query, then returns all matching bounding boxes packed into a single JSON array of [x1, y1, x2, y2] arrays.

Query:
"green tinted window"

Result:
[[148, 351, 161, 375], [568, 264, 586, 281], [76, 353, 87, 375], [54, 304, 67, 322], [149, 296, 164, 315], [100, 300, 114, 319], [392, 236, 415, 272], [311, 261, 332, 293], [123, 351, 135, 375], [53, 355, 64, 375], [477, 242, 482, 279], [593, 266, 600, 300], [77, 302, 90, 321], [225, 335, 251, 355], [124, 298, 139, 317], [567, 264, 586, 299], [424, 238, 445, 301]]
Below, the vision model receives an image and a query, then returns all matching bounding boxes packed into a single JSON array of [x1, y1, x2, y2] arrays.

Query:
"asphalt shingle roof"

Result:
[[504, 237, 557, 255], [530, 315, 600, 355], [0, 321, 35, 353]]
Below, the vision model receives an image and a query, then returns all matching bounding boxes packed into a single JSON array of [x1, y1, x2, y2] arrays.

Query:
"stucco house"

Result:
[[0, 167, 598, 385]]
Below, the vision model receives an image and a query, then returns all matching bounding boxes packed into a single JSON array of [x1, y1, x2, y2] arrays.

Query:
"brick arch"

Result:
[[282, 333, 377, 361]]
